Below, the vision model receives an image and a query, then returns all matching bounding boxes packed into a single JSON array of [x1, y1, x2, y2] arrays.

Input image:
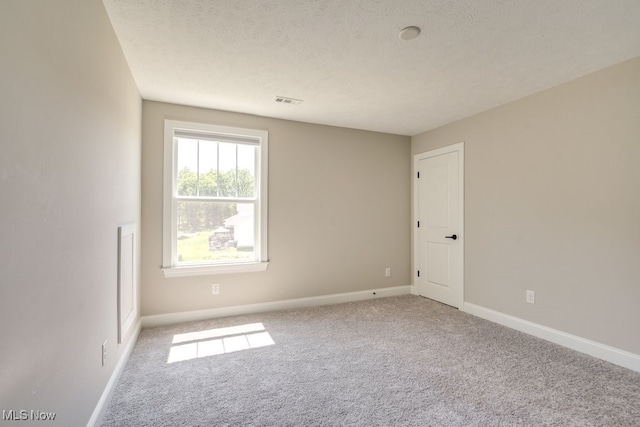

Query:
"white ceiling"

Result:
[[102, 0, 640, 136]]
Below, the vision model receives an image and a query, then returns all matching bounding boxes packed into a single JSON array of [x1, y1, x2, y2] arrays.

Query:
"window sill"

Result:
[[162, 262, 269, 278]]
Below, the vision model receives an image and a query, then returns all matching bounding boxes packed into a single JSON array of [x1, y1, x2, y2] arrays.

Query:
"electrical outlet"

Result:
[[526, 290, 535, 304], [385, 267, 391, 277], [102, 340, 108, 366], [211, 283, 220, 295]]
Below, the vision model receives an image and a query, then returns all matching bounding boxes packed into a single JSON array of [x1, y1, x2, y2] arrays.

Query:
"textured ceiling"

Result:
[[102, 0, 640, 136]]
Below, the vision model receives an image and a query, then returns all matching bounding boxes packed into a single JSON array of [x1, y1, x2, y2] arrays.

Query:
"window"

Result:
[[162, 120, 268, 277]]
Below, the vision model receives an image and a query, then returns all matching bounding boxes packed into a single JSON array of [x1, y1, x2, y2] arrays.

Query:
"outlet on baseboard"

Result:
[[211, 283, 220, 295], [526, 290, 535, 304], [102, 340, 108, 366]]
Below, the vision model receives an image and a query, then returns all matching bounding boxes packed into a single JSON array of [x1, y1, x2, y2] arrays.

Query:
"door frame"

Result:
[[412, 142, 465, 309]]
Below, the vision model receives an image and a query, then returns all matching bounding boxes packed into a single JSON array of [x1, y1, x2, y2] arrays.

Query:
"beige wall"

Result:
[[412, 57, 640, 355], [0, 0, 141, 424], [142, 101, 411, 315]]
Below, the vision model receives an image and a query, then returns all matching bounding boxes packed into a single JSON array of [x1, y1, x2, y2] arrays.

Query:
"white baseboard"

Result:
[[463, 302, 640, 373], [87, 318, 142, 427], [141, 285, 412, 328]]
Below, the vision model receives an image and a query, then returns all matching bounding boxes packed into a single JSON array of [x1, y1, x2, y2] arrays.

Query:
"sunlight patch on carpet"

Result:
[[168, 323, 275, 363]]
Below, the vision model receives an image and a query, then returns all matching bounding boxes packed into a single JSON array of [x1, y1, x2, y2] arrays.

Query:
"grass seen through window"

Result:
[[177, 230, 253, 263]]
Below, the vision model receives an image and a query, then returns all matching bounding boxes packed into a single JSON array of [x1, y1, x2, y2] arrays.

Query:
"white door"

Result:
[[414, 143, 464, 308]]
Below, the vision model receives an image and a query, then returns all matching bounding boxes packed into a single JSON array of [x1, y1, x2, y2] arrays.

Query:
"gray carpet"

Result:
[[101, 295, 640, 426]]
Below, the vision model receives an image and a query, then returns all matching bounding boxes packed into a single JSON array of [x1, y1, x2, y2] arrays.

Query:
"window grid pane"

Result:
[[176, 138, 255, 199], [176, 201, 256, 264]]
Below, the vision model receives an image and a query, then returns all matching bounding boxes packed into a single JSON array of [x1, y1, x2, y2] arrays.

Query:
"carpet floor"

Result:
[[101, 295, 640, 426]]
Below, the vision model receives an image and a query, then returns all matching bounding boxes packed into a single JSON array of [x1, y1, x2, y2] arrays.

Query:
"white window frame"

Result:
[[161, 120, 268, 278]]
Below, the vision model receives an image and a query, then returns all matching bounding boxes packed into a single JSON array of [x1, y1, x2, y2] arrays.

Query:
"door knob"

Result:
[[445, 234, 457, 240]]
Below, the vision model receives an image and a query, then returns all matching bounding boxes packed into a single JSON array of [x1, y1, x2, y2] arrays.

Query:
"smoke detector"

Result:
[[399, 26, 421, 41]]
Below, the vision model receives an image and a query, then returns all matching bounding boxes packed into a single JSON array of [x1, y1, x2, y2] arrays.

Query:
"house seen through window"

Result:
[[163, 120, 268, 276]]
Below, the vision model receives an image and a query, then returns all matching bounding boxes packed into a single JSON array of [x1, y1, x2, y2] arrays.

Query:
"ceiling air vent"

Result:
[[274, 96, 303, 105]]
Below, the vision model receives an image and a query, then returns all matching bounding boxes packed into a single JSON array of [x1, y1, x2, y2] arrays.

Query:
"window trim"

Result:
[[162, 120, 268, 277]]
